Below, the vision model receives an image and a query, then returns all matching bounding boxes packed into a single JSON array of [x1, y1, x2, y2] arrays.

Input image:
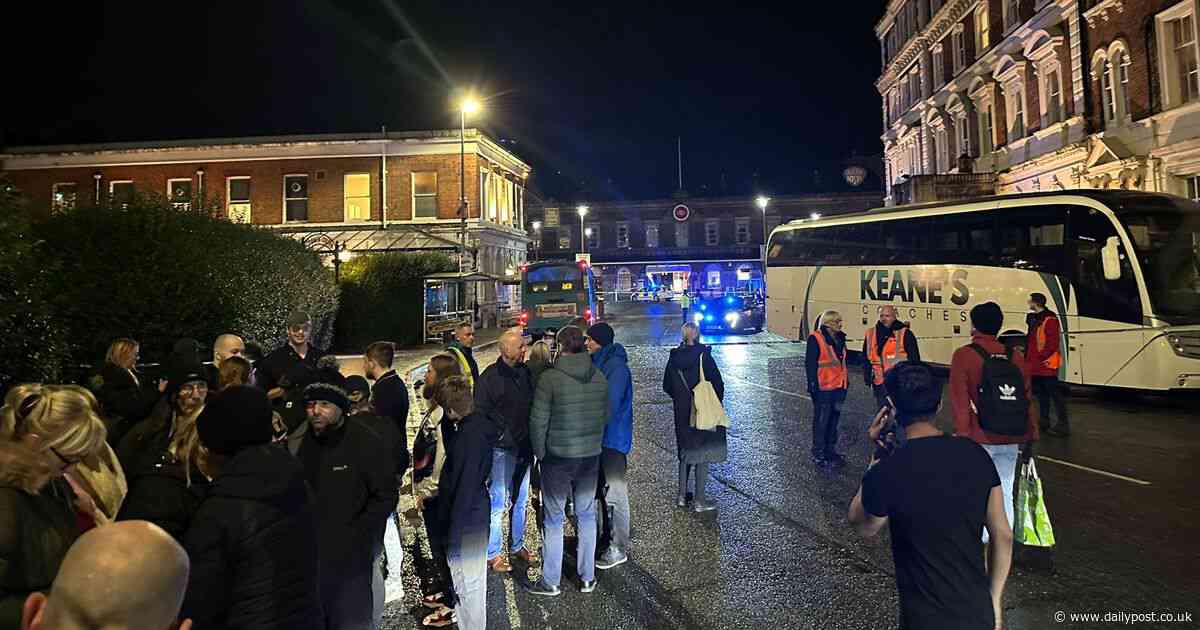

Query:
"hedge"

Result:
[[27, 193, 339, 371], [333, 251, 456, 352]]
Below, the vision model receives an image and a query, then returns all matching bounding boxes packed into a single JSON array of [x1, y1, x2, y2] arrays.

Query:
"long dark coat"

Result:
[[662, 343, 728, 464]]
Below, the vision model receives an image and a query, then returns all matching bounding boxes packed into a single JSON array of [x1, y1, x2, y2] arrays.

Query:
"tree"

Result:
[[333, 251, 456, 351]]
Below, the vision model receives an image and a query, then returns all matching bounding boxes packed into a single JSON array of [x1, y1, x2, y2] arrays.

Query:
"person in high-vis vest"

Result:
[[862, 305, 922, 412], [679, 291, 691, 324], [805, 309, 850, 467], [447, 322, 480, 387], [1026, 292, 1068, 437]]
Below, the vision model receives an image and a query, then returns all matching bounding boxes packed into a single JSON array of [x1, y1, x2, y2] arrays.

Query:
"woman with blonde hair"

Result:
[[663, 322, 727, 512], [410, 353, 463, 627], [91, 337, 157, 445], [525, 339, 554, 382], [0, 383, 108, 626], [116, 350, 211, 540]]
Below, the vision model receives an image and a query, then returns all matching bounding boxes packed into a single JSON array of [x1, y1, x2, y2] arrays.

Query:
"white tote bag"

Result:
[[690, 353, 731, 431]]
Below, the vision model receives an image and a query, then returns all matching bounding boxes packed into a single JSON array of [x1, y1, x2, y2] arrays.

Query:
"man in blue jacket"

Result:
[[586, 322, 634, 569]]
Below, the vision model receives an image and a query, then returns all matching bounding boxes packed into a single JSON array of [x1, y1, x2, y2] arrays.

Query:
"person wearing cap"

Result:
[[949, 302, 1039, 541], [473, 330, 535, 573], [1026, 292, 1069, 437], [288, 367, 398, 630], [258, 311, 328, 402], [586, 322, 634, 570], [848, 362, 1013, 630], [116, 343, 212, 540], [181, 385, 323, 630]]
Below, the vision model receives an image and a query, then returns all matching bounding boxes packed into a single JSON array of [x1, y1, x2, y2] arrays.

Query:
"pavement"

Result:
[[378, 301, 1200, 629]]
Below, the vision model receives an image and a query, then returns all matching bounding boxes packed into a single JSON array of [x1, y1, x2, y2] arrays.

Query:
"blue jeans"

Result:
[[540, 455, 600, 588], [446, 531, 488, 630], [599, 448, 631, 551], [488, 449, 531, 560], [980, 443, 1018, 543]]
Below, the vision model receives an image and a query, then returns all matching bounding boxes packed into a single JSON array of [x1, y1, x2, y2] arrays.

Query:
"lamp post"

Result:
[[577, 205, 589, 254], [459, 96, 480, 321], [531, 220, 542, 261], [585, 227, 593, 254], [755, 196, 770, 247]]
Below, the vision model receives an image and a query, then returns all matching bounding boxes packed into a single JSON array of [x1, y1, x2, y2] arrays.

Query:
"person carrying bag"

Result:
[[683, 353, 730, 432]]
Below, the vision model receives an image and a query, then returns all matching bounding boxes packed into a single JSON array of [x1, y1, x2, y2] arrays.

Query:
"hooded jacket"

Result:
[[0, 444, 80, 628], [593, 343, 634, 454], [474, 358, 534, 454], [861, 320, 921, 384], [181, 445, 323, 630], [529, 352, 609, 460], [433, 411, 500, 547]]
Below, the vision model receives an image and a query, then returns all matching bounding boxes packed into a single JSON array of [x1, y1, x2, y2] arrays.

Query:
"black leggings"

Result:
[[678, 462, 710, 503], [409, 499, 453, 601]]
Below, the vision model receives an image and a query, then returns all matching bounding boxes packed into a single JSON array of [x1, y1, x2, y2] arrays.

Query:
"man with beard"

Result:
[[289, 369, 398, 630], [259, 311, 327, 403], [863, 305, 921, 446]]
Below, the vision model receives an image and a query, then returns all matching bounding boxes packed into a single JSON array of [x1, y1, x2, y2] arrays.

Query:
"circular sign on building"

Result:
[[672, 204, 690, 222]]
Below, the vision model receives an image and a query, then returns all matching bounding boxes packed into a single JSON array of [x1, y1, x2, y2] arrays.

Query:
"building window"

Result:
[[937, 128, 950, 172], [735, 218, 751, 244], [705, 220, 720, 246], [1045, 67, 1063, 124], [167, 179, 192, 210], [52, 183, 77, 213], [284, 175, 308, 222], [559, 234, 571, 250], [616, 222, 630, 248], [1100, 57, 1116, 125], [1004, 0, 1020, 30], [957, 113, 972, 159], [1188, 175, 1200, 201], [1174, 13, 1200, 105], [1009, 86, 1025, 139], [974, 4, 989, 53], [932, 46, 944, 89], [901, 78, 911, 109], [412, 171, 437, 219], [1117, 51, 1132, 119], [344, 173, 371, 222], [952, 28, 966, 73], [227, 177, 251, 223], [586, 224, 599, 249], [109, 181, 134, 208], [646, 222, 659, 248], [676, 222, 689, 247], [980, 105, 994, 153], [544, 207, 560, 227]]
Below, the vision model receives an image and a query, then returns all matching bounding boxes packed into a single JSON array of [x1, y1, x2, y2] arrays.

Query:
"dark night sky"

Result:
[[4, 1, 889, 201]]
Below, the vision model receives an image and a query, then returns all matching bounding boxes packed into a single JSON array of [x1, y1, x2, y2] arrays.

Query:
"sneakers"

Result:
[[523, 578, 561, 597], [825, 453, 847, 468], [488, 555, 512, 573], [580, 579, 597, 593], [595, 547, 628, 570], [810, 453, 828, 467], [676, 492, 693, 508], [693, 500, 717, 513]]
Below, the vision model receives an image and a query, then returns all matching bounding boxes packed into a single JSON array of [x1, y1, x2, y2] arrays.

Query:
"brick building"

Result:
[[526, 189, 881, 295], [876, 0, 1200, 205], [0, 130, 532, 325]]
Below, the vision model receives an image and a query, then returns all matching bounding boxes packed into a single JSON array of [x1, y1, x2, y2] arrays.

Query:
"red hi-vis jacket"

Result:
[[1026, 310, 1063, 378], [950, 333, 1040, 445], [810, 330, 848, 392], [866, 326, 910, 386]]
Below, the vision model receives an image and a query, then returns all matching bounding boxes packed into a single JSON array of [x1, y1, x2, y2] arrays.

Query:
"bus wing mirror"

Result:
[[1101, 236, 1123, 281]]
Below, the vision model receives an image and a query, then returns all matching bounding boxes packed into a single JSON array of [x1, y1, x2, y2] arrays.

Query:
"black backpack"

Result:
[[969, 344, 1029, 436]]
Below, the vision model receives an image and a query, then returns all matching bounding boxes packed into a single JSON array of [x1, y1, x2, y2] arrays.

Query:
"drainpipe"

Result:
[[196, 168, 205, 207], [93, 172, 102, 205], [381, 124, 388, 229]]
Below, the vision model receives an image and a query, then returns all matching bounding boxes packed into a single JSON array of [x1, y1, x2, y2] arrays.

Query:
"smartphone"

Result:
[[873, 400, 899, 460]]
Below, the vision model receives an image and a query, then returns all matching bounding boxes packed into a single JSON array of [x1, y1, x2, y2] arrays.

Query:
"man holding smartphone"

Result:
[[848, 362, 1013, 630]]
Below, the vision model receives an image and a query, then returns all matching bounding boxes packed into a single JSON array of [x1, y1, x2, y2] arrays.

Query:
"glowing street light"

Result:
[[531, 220, 542, 261], [577, 205, 589, 254], [461, 97, 481, 116], [755, 196, 770, 247]]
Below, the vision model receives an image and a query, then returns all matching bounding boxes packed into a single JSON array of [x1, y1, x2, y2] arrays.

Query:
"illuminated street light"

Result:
[[755, 196, 770, 249], [577, 205, 589, 254], [531, 220, 542, 261], [461, 97, 481, 115], [458, 93, 483, 316]]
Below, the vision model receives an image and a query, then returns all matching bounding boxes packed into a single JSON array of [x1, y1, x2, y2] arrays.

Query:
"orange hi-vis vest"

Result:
[[1035, 316, 1062, 370], [811, 330, 848, 391], [867, 326, 910, 386]]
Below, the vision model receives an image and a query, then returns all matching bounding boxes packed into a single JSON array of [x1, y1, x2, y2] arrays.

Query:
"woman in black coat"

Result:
[[181, 386, 323, 630], [90, 338, 159, 446], [662, 322, 727, 513]]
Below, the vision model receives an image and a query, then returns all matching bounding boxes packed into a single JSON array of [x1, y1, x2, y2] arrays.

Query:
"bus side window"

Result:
[[996, 205, 1069, 274], [1069, 207, 1142, 324]]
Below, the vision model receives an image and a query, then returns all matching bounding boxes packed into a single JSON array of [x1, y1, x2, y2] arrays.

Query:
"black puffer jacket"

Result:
[[0, 444, 80, 628], [181, 445, 323, 630], [90, 361, 160, 446], [116, 412, 209, 540], [474, 358, 534, 454]]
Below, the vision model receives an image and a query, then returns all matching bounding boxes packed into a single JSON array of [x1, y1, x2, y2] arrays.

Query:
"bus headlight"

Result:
[[693, 313, 704, 323]]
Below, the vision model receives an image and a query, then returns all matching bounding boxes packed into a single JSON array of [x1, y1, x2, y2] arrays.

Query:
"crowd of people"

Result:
[[0, 292, 1066, 630]]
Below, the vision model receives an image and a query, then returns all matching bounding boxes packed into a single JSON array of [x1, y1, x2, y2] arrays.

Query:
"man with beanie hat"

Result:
[[289, 367, 398, 630], [586, 322, 634, 569], [849, 363, 1013, 630], [950, 302, 1038, 542], [182, 385, 323, 630], [258, 310, 328, 403]]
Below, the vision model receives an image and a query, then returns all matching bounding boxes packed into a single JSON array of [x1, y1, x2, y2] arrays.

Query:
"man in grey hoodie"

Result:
[[524, 326, 609, 597]]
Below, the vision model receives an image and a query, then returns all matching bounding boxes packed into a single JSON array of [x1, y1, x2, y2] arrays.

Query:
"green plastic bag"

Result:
[[1015, 459, 1056, 547]]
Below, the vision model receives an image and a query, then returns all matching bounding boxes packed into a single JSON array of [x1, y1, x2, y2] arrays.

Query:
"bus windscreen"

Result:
[[526, 266, 582, 287]]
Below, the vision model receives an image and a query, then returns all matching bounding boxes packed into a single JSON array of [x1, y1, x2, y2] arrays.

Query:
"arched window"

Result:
[[1099, 56, 1115, 125]]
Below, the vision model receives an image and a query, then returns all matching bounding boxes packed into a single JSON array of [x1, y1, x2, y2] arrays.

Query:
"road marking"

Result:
[[504, 573, 523, 628], [1036, 455, 1152, 486], [723, 373, 811, 400]]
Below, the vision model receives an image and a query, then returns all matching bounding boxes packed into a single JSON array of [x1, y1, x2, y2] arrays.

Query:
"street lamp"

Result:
[[531, 220, 542, 261], [459, 96, 482, 272], [755, 196, 770, 246], [577, 205, 589, 254]]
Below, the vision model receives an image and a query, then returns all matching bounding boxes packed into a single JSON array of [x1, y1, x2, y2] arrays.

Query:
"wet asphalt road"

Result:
[[383, 300, 1200, 629]]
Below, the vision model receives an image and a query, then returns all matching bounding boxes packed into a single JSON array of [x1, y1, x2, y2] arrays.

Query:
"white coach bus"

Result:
[[765, 190, 1200, 391]]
